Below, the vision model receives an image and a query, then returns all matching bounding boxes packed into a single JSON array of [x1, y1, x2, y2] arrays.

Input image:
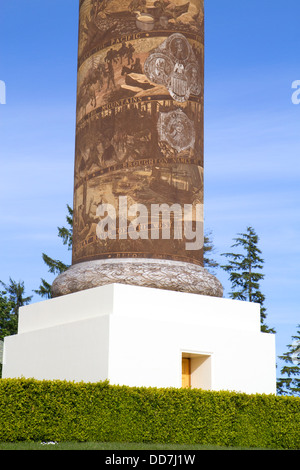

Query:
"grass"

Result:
[[0, 441, 268, 450]]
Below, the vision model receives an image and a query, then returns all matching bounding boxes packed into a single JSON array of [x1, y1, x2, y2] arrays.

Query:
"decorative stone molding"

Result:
[[51, 258, 223, 298]]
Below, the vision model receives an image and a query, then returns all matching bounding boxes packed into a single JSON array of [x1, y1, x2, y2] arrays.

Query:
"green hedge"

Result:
[[0, 378, 299, 449]]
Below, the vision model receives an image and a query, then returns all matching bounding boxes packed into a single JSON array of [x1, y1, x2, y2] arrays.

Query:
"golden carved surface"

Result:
[[73, 0, 205, 267]]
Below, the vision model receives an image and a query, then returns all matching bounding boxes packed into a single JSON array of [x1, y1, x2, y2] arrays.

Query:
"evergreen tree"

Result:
[[34, 205, 73, 299], [0, 281, 30, 376], [221, 226, 275, 333], [203, 230, 219, 275], [0, 278, 32, 316], [0, 289, 16, 341], [0, 290, 14, 377], [277, 325, 300, 396], [57, 204, 73, 250]]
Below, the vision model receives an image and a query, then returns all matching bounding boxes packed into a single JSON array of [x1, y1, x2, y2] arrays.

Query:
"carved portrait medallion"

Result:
[[157, 109, 195, 152], [144, 33, 201, 102]]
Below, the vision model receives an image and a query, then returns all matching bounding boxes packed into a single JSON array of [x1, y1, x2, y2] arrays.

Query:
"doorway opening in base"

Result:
[[181, 352, 212, 390]]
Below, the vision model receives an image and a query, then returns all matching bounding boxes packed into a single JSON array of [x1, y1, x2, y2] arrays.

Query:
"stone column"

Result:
[[51, 0, 223, 298]]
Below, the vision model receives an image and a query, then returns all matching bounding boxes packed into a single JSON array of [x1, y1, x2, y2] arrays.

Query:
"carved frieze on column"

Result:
[[52, 0, 223, 298]]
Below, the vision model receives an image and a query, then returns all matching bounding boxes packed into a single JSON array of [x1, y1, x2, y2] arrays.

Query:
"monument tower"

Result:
[[2, 0, 277, 394], [51, 0, 223, 298]]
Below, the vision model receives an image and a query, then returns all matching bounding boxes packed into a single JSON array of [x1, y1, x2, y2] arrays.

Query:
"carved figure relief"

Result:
[[78, 0, 204, 65], [73, 0, 204, 266]]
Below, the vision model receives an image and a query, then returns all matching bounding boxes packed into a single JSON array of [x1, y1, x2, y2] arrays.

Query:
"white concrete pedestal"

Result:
[[2, 284, 276, 395]]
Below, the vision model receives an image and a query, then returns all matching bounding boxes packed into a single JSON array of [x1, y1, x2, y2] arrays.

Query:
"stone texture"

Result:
[[51, 258, 223, 298]]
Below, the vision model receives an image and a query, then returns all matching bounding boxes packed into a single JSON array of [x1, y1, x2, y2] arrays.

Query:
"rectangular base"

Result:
[[2, 284, 276, 395]]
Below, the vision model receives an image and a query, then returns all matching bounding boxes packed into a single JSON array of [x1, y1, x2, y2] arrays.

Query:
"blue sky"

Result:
[[0, 1, 299, 377]]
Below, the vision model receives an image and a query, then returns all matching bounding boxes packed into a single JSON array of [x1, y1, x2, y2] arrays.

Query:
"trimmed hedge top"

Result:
[[0, 378, 299, 449]]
